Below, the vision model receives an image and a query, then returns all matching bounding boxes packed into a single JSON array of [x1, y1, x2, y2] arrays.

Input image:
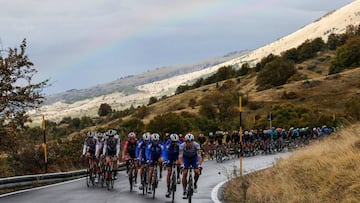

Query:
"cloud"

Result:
[[0, 0, 354, 94]]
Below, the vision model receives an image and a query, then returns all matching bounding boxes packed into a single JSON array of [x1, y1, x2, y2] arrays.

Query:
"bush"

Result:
[[256, 57, 296, 90]]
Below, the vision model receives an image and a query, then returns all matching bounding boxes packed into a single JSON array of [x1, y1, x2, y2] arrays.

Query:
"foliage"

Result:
[[98, 103, 112, 116], [148, 96, 158, 105], [199, 82, 238, 130], [256, 57, 296, 90], [0, 39, 48, 154], [188, 98, 197, 109], [146, 112, 191, 135], [133, 105, 149, 119], [345, 95, 360, 121], [121, 118, 145, 135], [330, 36, 360, 74]]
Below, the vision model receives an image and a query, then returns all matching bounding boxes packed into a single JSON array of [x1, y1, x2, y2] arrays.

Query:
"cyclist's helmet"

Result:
[[143, 132, 151, 141], [151, 133, 160, 141], [170, 133, 179, 142], [185, 133, 194, 142], [128, 132, 136, 139], [97, 132, 104, 138], [87, 131, 95, 138], [107, 129, 117, 137]]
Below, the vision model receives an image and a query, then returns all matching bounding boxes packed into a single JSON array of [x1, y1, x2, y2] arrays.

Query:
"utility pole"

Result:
[[239, 96, 243, 177], [42, 115, 48, 173]]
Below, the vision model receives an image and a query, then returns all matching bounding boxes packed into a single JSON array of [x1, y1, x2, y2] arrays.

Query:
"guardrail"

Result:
[[0, 162, 126, 191]]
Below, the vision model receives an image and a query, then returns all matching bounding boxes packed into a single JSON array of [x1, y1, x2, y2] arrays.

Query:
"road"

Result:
[[0, 153, 289, 203]]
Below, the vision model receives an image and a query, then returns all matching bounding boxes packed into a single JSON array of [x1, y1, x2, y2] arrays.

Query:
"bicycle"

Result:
[[141, 162, 149, 195], [99, 157, 106, 188], [169, 162, 178, 203], [105, 156, 115, 190], [150, 161, 159, 199], [85, 155, 96, 187], [127, 159, 136, 192], [215, 145, 223, 163], [185, 166, 194, 203]]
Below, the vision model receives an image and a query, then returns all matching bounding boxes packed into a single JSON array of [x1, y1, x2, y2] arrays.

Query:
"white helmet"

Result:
[[96, 132, 104, 138], [142, 133, 151, 141], [185, 133, 194, 141], [107, 129, 117, 136], [170, 134, 179, 142], [87, 131, 95, 138], [151, 133, 160, 141]]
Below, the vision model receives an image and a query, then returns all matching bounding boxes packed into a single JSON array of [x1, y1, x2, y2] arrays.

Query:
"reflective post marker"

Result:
[[42, 115, 48, 173]]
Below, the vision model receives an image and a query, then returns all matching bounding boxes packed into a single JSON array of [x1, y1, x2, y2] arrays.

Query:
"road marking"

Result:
[[0, 177, 85, 198], [210, 164, 275, 203]]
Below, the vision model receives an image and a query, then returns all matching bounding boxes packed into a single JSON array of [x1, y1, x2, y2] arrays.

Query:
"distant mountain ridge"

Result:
[[31, 0, 360, 122], [44, 50, 248, 105]]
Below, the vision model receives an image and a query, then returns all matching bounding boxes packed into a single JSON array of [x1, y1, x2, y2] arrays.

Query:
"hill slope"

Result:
[[30, 0, 360, 122], [224, 124, 360, 202]]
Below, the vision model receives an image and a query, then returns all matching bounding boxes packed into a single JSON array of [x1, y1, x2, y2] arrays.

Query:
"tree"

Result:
[[256, 57, 296, 90], [148, 96, 158, 105], [133, 105, 149, 119], [330, 36, 360, 74], [146, 113, 190, 135], [98, 103, 112, 116], [0, 39, 48, 153]]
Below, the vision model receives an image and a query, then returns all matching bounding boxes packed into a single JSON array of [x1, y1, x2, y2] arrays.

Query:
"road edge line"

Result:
[[210, 164, 274, 203], [0, 177, 85, 198]]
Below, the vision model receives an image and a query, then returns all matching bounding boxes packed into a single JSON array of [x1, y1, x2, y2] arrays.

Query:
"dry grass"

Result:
[[224, 124, 360, 203]]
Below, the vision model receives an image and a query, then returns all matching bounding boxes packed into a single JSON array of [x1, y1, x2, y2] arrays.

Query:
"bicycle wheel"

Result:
[[152, 169, 157, 199], [187, 171, 193, 203], [171, 171, 176, 203], [142, 165, 148, 195], [101, 165, 105, 188], [106, 166, 111, 190], [129, 166, 133, 192], [86, 165, 90, 187]]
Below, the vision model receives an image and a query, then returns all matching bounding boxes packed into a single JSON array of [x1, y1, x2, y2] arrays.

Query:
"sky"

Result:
[[0, 0, 355, 95]]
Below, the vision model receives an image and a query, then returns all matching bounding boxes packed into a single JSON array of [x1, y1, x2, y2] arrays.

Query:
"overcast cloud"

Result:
[[0, 0, 354, 95]]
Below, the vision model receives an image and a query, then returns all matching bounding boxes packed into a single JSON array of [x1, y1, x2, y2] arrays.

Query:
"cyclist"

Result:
[[82, 131, 98, 181], [136, 132, 151, 190], [164, 133, 182, 198], [102, 129, 120, 180], [179, 133, 202, 198], [95, 132, 105, 182], [122, 132, 139, 185], [146, 133, 165, 193]]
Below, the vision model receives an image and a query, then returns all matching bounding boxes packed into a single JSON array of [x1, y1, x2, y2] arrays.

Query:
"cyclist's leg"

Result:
[[113, 156, 118, 177], [148, 160, 155, 188], [192, 156, 200, 189], [182, 158, 189, 194], [134, 159, 139, 183]]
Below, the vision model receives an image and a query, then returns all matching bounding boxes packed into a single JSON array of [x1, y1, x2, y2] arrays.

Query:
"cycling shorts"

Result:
[[183, 155, 198, 169]]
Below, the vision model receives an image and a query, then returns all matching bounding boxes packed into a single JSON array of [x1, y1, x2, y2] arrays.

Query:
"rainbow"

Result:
[[56, 0, 270, 79]]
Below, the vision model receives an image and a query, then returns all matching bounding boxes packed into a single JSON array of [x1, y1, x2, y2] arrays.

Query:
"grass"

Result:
[[224, 124, 360, 203]]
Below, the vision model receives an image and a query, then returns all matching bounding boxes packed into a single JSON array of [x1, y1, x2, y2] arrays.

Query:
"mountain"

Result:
[[29, 0, 360, 122]]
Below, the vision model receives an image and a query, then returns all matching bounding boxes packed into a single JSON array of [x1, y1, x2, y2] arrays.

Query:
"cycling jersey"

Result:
[[146, 142, 164, 166], [82, 138, 96, 156], [164, 140, 181, 167], [123, 140, 138, 158], [136, 139, 149, 164], [103, 137, 120, 157], [180, 141, 200, 169]]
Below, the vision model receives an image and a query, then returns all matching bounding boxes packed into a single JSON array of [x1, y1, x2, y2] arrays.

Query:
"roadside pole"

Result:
[[42, 115, 48, 173], [239, 96, 243, 177]]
